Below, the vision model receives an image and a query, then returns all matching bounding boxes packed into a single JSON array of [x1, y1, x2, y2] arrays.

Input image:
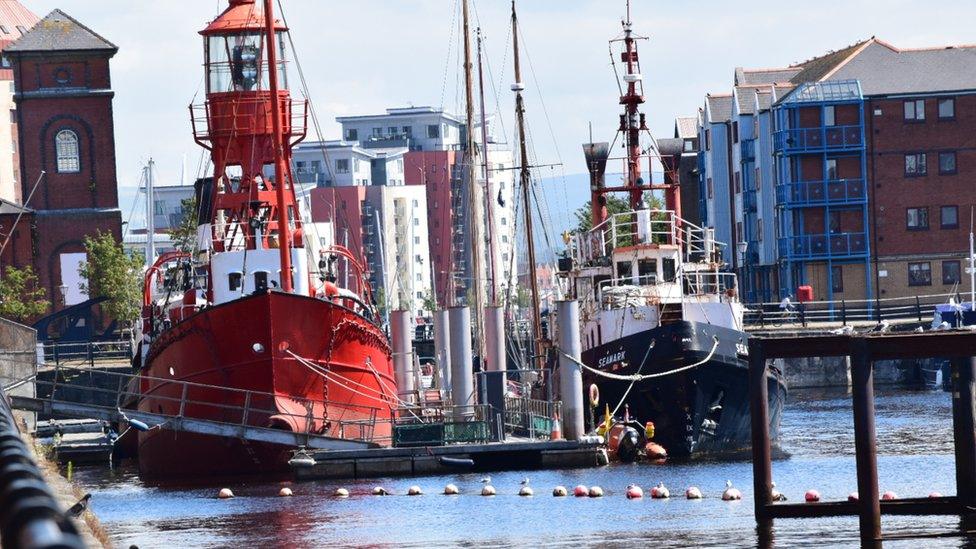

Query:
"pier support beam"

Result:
[[449, 306, 474, 414], [556, 300, 583, 441], [748, 339, 773, 528], [952, 356, 976, 507], [485, 305, 506, 376], [391, 310, 414, 403], [433, 309, 451, 391], [851, 339, 881, 546]]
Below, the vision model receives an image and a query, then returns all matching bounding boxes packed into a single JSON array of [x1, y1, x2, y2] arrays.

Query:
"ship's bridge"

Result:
[[569, 209, 719, 267]]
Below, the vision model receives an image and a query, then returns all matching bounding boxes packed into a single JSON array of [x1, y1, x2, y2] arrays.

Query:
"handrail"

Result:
[[743, 292, 961, 328]]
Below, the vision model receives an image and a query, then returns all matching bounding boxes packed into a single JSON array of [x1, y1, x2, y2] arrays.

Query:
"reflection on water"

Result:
[[75, 387, 971, 548]]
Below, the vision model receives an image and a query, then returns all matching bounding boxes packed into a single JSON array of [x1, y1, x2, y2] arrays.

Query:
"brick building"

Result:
[[0, 9, 122, 311]]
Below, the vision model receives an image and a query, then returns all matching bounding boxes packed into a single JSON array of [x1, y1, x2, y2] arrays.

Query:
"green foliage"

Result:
[[168, 196, 199, 254], [79, 231, 144, 327], [421, 288, 437, 312], [572, 194, 632, 234], [0, 266, 49, 322]]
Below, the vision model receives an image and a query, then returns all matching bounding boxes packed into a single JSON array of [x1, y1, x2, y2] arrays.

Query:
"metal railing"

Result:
[[504, 397, 561, 439], [777, 232, 868, 260], [773, 124, 863, 153], [190, 96, 308, 146], [776, 178, 867, 207], [39, 339, 133, 367], [743, 292, 958, 328], [0, 385, 84, 549], [571, 209, 721, 265], [392, 404, 492, 447]]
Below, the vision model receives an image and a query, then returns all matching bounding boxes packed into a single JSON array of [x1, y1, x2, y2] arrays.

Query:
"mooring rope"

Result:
[[560, 335, 720, 382]]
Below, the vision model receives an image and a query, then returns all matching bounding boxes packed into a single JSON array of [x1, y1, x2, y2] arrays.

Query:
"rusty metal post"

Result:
[[850, 338, 881, 545], [749, 338, 773, 527], [952, 356, 976, 507]]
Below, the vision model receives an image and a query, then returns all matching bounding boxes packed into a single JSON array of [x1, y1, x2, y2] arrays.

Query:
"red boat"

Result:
[[135, 0, 396, 478]]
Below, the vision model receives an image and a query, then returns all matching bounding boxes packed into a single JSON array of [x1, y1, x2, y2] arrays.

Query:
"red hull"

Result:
[[137, 291, 395, 479]]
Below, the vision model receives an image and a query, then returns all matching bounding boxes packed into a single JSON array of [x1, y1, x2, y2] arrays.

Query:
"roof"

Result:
[[674, 116, 697, 139], [706, 94, 733, 123], [0, 1, 37, 44], [655, 137, 684, 156], [0, 198, 31, 215], [788, 40, 870, 85], [735, 87, 761, 115], [336, 106, 464, 125], [832, 41, 976, 95], [735, 67, 802, 86], [6, 9, 116, 54]]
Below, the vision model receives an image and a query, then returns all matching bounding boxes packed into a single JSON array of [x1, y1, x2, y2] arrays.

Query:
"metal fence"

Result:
[[39, 339, 134, 367], [0, 385, 84, 549], [504, 397, 561, 440], [743, 292, 957, 329], [392, 404, 492, 447]]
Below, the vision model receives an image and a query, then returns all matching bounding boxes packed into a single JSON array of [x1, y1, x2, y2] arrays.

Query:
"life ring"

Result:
[[589, 384, 600, 407]]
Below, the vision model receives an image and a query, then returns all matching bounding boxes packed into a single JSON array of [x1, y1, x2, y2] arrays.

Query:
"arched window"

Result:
[[55, 130, 80, 173]]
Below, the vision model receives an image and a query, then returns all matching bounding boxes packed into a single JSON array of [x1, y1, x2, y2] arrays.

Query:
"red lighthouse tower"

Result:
[[136, 0, 396, 479]]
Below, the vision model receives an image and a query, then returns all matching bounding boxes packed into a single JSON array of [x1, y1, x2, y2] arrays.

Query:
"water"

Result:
[[75, 387, 972, 548]]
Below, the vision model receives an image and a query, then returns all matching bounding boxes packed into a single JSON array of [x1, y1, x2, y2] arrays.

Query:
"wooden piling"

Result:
[[952, 356, 976, 507], [850, 339, 881, 545], [748, 339, 773, 525]]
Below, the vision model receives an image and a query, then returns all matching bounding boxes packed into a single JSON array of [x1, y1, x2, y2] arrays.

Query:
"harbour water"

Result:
[[75, 388, 969, 548]]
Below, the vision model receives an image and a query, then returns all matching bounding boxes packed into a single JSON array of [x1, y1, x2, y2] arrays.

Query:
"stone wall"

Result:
[[0, 317, 37, 427], [780, 356, 924, 389]]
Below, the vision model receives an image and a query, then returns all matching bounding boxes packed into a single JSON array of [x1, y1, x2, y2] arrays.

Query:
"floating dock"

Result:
[[291, 439, 607, 480]]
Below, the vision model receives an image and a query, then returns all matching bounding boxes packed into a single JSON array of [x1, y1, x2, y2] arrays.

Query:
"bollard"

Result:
[[485, 305, 506, 377], [850, 339, 881, 545], [391, 310, 415, 402], [449, 306, 474, 415], [556, 300, 584, 440], [433, 309, 452, 390]]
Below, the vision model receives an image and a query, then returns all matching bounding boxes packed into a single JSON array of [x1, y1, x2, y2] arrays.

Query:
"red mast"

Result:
[[619, 0, 646, 211], [263, 0, 293, 291]]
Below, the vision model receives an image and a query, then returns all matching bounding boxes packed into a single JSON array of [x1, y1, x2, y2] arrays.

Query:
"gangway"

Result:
[[5, 365, 381, 452]]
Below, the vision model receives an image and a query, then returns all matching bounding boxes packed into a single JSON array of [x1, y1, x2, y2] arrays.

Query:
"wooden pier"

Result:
[[749, 331, 976, 546]]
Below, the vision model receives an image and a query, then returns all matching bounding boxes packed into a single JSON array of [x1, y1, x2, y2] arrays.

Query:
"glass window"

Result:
[[734, 171, 740, 193], [387, 126, 397, 136], [637, 259, 657, 285], [427, 124, 440, 139], [908, 262, 932, 286], [941, 205, 959, 229], [335, 159, 349, 174], [939, 98, 955, 120], [826, 159, 837, 180], [824, 105, 836, 127], [828, 211, 841, 233], [940, 152, 957, 174], [707, 177, 713, 199], [831, 265, 843, 292], [55, 129, 80, 173], [903, 99, 925, 121], [206, 32, 286, 93], [662, 258, 676, 282], [907, 207, 929, 230], [615, 261, 632, 284], [403, 126, 413, 137], [344, 128, 358, 141], [943, 261, 962, 285], [228, 272, 242, 292], [154, 200, 164, 215], [905, 153, 927, 176], [372, 128, 382, 137]]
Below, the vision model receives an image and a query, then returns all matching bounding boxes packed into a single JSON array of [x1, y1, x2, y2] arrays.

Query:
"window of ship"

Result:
[[254, 271, 269, 292], [228, 272, 243, 292], [638, 259, 657, 285], [615, 261, 632, 285], [662, 258, 676, 282]]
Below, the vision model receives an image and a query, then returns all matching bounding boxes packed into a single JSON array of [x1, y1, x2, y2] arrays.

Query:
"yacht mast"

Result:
[[511, 1, 544, 370], [477, 28, 498, 305]]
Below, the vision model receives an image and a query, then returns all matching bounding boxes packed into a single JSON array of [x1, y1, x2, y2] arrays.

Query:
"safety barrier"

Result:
[[743, 292, 958, 329], [0, 385, 84, 549], [39, 339, 133, 368]]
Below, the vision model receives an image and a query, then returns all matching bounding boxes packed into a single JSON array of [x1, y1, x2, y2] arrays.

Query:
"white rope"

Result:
[[561, 336, 720, 382]]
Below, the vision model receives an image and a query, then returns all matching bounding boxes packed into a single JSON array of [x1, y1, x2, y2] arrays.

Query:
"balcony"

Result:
[[743, 189, 758, 213], [740, 139, 756, 163], [775, 178, 867, 207], [773, 125, 863, 154], [778, 232, 868, 260]]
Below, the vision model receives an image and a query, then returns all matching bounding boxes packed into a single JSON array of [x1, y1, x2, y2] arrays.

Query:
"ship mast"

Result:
[[620, 0, 645, 210], [511, 1, 544, 370], [477, 28, 498, 306], [462, 0, 486, 366], [263, 0, 293, 292]]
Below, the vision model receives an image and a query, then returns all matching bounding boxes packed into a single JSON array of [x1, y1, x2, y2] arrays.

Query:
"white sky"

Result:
[[23, 0, 976, 192]]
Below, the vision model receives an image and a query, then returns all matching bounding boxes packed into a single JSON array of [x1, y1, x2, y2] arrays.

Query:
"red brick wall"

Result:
[[33, 211, 121, 304], [866, 94, 976, 258], [0, 211, 34, 272], [405, 150, 457, 307]]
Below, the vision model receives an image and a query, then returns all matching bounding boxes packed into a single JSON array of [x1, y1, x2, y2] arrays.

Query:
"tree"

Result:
[[0, 266, 49, 322], [421, 288, 437, 313], [79, 231, 144, 327], [572, 193, 666, 246], [168, 196, 199, 254]]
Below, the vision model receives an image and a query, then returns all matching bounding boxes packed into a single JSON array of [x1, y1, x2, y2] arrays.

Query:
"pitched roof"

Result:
[[706, 94, 733, 123], [674, 116, 697, 139], [6, 9, 116, 54], [656, 137, 684, 156], [735, 66, 802, 86], [831, 41, 976, 95], [788, 40, 870, 85], [735, 86, 762, 115], [0, 1, 37, 45]]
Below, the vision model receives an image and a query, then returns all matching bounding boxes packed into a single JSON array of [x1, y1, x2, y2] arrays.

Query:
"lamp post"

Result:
[[58, 283, 69, 307], [737, 241, 749, 301]]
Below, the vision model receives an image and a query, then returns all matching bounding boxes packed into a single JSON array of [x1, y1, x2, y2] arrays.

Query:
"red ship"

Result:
[[135, 0, 396, 478]]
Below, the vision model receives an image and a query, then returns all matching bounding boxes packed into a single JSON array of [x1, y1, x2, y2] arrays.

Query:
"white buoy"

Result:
[[334, 488, 349, 498], [650, 482, 670, 499], [770, 482, 786, 502], [481, 485, 496, 496], [804, 489, 820, 502], [588, 486, 604, 498], [722, 481, 742, 501], [881, 491, 897, 501], [552, 486, 568, 497], [408, 486, 423, 496], [278, 487, 293, 497], [573, 485, 589, 497], [848, 492, 859, 502], [686, 486, 703, 500], [372, 487, 389, 496], [625, 484, 643, 499], [519, 486, 534, 497], [217, 488, 234, 499], [443, 484, 459, 495], [929, 491, 943, 498]]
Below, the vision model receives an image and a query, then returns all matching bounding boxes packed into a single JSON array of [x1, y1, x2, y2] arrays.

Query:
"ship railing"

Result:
[[391, 404, 492, 446], [594, 277, 679, 310], [22, 363, 390, 446], [503, 397, 561, 440], [681, 270, 739, 301], [190, 96, 309, 148], [571, 210, 723, 265]]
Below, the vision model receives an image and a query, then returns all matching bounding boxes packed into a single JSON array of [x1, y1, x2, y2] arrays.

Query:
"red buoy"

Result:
[[804, 489, 820, 502]]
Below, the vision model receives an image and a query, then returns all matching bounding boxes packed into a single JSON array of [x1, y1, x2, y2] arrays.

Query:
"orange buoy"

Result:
[[722, 481, 742, 501], [217, 488, 234, 499], [650, 482, 670, 499], [644, 442, 667, 463], [881, 491, 897, 501], [848, 492, 859, 502], [625, 484, 643, 499], [686, 486, 703, 500], [804, 489, 820, 502], [573, 485, 589, 497]]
